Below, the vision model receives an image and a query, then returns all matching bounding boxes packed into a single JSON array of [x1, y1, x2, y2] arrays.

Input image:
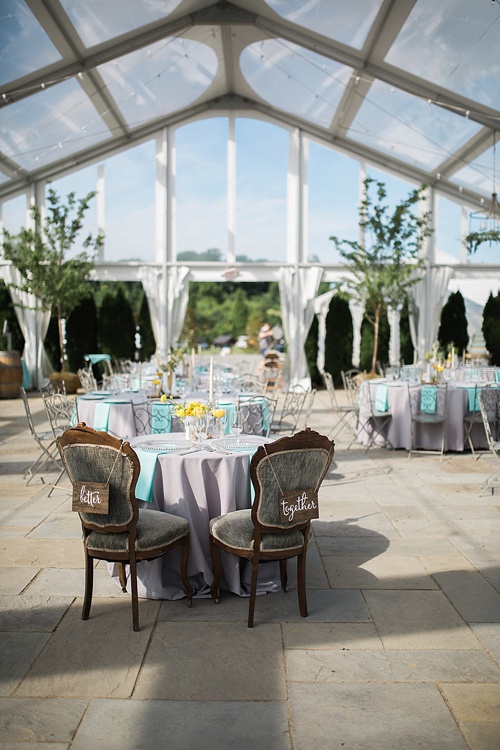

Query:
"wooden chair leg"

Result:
[[82, 550, 94, 621], [297, 552, 308, 618], [180, 535, 193, 606], [210, 538, 222, 603], [118, 562, 128, 592], [279, 559, 288, 592], [247, 554, 260, 628], [129, 555, 140, 632]]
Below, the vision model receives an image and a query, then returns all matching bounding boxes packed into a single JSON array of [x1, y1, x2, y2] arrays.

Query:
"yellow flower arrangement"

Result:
[[160, 393, 168, 403], [174, 400, 208, 419], [211, 408, 225, 419]]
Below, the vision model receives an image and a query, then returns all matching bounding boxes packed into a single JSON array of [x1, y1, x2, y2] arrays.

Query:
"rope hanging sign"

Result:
[[72, 442, 124, 514]]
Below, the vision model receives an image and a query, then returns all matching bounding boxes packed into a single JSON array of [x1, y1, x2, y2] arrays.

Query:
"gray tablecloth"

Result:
[[109, 433, 280, 600], [357, 380, 490, 452]]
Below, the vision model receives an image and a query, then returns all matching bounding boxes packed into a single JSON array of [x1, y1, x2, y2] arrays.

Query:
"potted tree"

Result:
[[2, 188, 103, 391], [330, 177, 432, 376]]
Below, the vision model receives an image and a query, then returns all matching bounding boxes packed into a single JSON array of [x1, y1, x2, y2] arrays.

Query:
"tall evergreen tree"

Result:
[[483, 292, 500, 365], [0, 280, 24, 352], [66, 296, 98, 372], [399, 298, 413, 365], [324, 294, 353, 385], [137, 292, 156, 360], [99, 284, 135, 361], [305, 314, 321, 386], [438, 291, 469, 352]]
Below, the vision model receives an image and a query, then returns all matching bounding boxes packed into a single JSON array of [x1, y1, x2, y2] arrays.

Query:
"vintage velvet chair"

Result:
[[209, 428, 334, 627], [57, 423, 193, 631]]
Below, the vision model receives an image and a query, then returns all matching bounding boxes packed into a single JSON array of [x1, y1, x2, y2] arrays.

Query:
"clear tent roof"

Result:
[[1, 0, 499, 208]]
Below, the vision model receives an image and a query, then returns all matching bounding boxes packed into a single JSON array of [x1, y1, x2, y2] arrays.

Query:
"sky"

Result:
[[2, 115, 498, 330]]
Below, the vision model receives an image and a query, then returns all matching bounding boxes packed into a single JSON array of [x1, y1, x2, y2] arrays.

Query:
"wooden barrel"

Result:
[[0, 350, 23, 399]]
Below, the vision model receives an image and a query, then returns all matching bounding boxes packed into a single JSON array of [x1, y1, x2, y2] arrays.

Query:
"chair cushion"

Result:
[[210, 509, 304, 552], [85, 508, 189, 554]]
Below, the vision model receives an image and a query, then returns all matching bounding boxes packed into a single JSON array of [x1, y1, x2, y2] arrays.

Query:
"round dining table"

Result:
[[357, 379, 495, 452], [108, 433, 280, 600]]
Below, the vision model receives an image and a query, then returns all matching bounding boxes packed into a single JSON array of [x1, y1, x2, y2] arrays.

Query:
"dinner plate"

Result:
[[141, 441, 195, 452], [215, 440, 257, 452]]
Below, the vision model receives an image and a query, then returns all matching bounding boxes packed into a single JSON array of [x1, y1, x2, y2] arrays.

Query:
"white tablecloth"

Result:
[[109, 433, 280, 600], [76, 390, 147, 439], [357, 380, 492, 452]]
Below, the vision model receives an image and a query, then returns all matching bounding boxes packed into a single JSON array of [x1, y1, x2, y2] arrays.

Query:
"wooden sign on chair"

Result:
[[72, 481, 109, 514]]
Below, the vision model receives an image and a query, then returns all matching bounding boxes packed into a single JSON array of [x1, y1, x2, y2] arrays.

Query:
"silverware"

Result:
[[177, 447, 202, 456]]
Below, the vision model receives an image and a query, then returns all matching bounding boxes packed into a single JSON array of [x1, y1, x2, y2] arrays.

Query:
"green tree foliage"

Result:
[[399, 298, 414, 365], [324, 294, 353, 385], [304, 313, 321, 386], [483, 292, 500, 365], [330, 177, 432, 373], [231, 288, 248, 336], [437, 291, 469, 353], [0, 280, 24, 352], [99, 284, 135, 361], [2, 189, 103, 369], [359, 307, 389, 372], [66, 296, 98, 372], [137, 292, 156, 360], [181, 281, 282, 350]]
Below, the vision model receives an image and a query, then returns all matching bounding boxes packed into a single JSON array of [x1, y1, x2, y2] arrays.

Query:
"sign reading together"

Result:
[[279, 488, 319, 523]]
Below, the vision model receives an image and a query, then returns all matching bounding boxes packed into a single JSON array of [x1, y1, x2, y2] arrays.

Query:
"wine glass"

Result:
[[194, 414, 209, 444], [231, 409, 243, 443]]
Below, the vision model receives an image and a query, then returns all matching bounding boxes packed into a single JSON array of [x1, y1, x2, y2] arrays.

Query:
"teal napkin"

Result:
[[468, 388, 480, 412], [495, 370, 500, 383], [151, 402, 172, 433], [93, 402, 111, 431], [375, 384, 388, 412], [135, 448, 165, 503], [420, 386, 437, 413]]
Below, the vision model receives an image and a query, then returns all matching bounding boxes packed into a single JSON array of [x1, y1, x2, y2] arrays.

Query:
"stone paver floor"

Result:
[[1, 388, 499, 749]]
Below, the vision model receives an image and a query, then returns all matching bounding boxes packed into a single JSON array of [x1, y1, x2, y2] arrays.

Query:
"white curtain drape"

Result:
[[279, 266, 323, 388], [0, 264, 52, 388], [408, 266, 454, 361], [166, 266, 190, 350], [138, 266, 161, 348], [348, 301, 364, 368], [313, 290, 335, 375]]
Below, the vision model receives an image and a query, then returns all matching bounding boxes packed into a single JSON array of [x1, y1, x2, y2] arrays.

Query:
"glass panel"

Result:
[[450, 144, 497, 197], [0, 0, 61, 86], [348, 80, 481, 171], [1, 193, 27, 234], [385, 0, 500, 110], [49, 165, 99, 258], [235, 118, 287, 262], [59, 0, 182, 48], [176, 118, 228, 261], [0, 79, 112, 172], [98, 37, 217, 127], [264, 0, 384, 49], [240, 40, 353, 128], [102, 141, 155, 262], [307, 141, 359, 263], [435, 195, 462, 262]]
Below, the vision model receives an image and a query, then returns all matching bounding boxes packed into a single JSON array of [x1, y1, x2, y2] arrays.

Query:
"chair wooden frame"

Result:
[[209, 429, 334, 627], [57, 424, 193, 630]]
